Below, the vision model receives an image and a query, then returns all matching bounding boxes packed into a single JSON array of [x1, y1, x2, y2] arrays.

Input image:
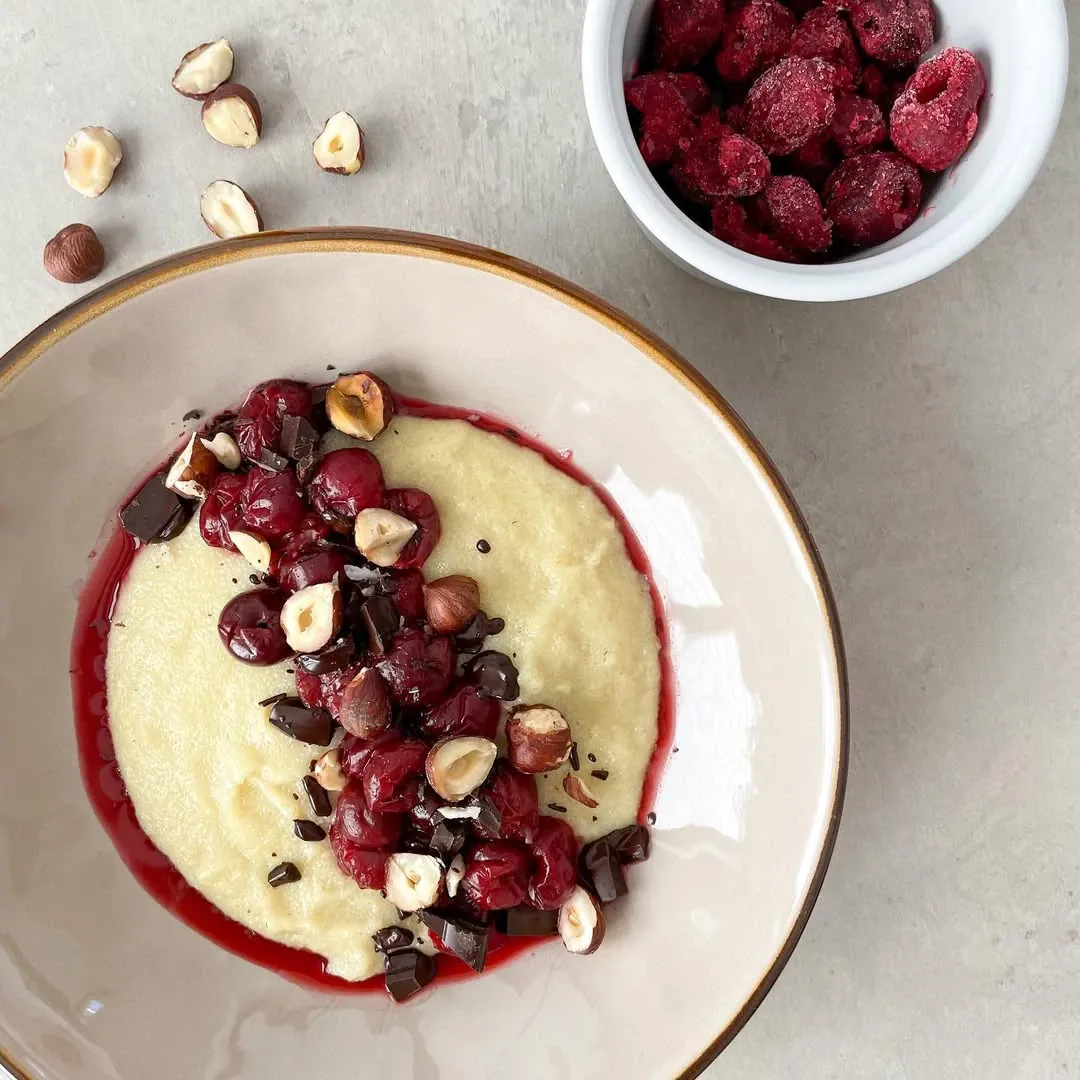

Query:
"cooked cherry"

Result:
[[295, 663, 364, 719], [473, 760, 540, 842], [277, 547, 349, 593], [329, 832, 388, 891], [332, 782, 403, 848], [199, 471, 247, 551], [338, 731, 401, 780], [526, 815, 579, 910], [376, 627, 456, 707], [217, 588, 291, 665], [459, 841, 531, 911], [384, 488, 440, 568], [385, 569, 426, 621], [273, 514, 332, 567], [361, 737, 429, 813], [234, 379, 314, 461], [238, 468, 307, 540], [307, 448, 385, 520], [422, 683, 500, 740]]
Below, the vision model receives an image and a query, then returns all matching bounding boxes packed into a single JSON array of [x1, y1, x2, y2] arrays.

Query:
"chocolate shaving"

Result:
[[569, 742, 580, 771], [119, 473, 193, 544], [258, 692, 288, 708], [476, 539, 491, 554], [590, 769, 609, 781], [257, 448, 290, 473], [359, 595, 399, 655], [467, 650, 519, 700], [293, 819, 327, 842], [373, 925, 414, 955], [429, 820, 467, 862], [267, 861, 301, 887], [296, 636, 356, 675], [269, 698, 335, 745], [249, 573, 262, 585], [587, 752, 597, 763], [495, 906, 559, 937], [384, 949, 436, 1002], [466, 794, 502, 836], [547, 803, 568, 814], [302, 774, 332, 817], [646, 812, 657, 825], [182, 408, 203, 421], [419, 910, 490, 973], [280, 414, 319, 462], [579, 838, 628, 903]]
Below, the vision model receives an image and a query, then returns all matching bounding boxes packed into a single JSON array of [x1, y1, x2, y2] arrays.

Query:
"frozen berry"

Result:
[[649, 0, 727, 69], [848, 0, 934, 71], [526, 816, 579, 911], [384, 489, 441, 569], [199, 470, 247, 551], [238, 468, 307, 540], [724, 103, 748, 132], [217, 588, 291, 665], [473, 760, 540, 842], [332, 782, 402, 848], [830, 94, 887, 155], [625, 72, 711, 167], [671, 116, 771, 202], [296, 662, 364, 719], [711, 199, 797, 262], [715, 0, 796, 84], [785, 133, 839, 188], [361, 737, 428, 813], [788, 7, 861, 90], [824, 150, 923, 246], [422, 683, 501, 741], [277, 547, 349, 594], [745, 56, 837, 156], [758, 175, 833, 252], [376, 627, 456, 706], [233, 380, 313, 461], [307, 448, 385, 521], [860, 63, 902, 113], [459, 841, 530, 911], [890, 47, 986, 172]]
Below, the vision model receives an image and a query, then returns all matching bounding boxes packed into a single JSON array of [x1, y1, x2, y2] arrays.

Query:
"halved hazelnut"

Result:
[[200, 180, 262, 238], [313, 111, 365, 175], [325, 373, 393, 440], [445, 854, 466, 898], [423, 575, 480, 635], [354, 508, 416, 567], [228, 530, 272, 572], [425, 736, 498, 802], [43, 224, 104, 284], [313, 748, 348, 791], [165, 431, 220, 499], [558, 886, 606, 955], [384, 852, 443, 912], [506, 705, 573, 774], [171, 38, 234, 98], [203, 431, 242, 470], [201, 84, 262, 147], [63, 126, 122, 198], [339, 667, 392, 739], [280, 579, 342, 653], [563, 774, 599, 809]]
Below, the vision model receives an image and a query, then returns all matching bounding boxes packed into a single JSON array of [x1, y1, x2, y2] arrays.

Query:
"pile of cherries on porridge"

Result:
[[119, 373, 651, 1002], [626, 0, 987, 261]]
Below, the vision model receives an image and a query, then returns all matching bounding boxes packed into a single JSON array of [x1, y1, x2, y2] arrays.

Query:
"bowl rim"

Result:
[[581, 0, 1070, 302], [0, 228, 849, 1080]]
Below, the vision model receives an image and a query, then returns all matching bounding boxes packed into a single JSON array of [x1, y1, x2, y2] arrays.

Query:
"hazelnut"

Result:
[[313, 111, 366, 175], [325, 373, 393, 440], [445, 854, 466, 899], [353, 508, 416, 567], [563, 774, 599, 809], [43, 224, 104, 284], [384, 852, 443, 912], [423, 575, 480, 635], [505, 705, 573, 774], [201, 83, 262, 148], [558, 886, 606, 955], [63, 126, 122, 198], [171, 38, 234, 98], [199, 180, 263, 239], [425, 736, 498, 802], [313, 748, 348, 791], [165, 431, 220, 499], [203, 431, 242, 470], [339, 667, 392, 739], [227, 530, 272, 572], [280, 579, 342, 653]]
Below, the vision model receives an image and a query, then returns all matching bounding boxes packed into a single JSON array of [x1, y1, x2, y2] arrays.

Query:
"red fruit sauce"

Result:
[[70, 395, 675, 994]]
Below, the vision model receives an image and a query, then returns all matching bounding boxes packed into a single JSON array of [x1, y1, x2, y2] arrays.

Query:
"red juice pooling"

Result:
[[70, 393, 675, 994]]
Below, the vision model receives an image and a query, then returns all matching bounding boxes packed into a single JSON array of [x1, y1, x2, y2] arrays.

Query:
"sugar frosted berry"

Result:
[[824, 151, 923, 247], [649, 0, 728, 70], [624, 72, 711, 166], [830, 94, 887, 156], [711, 200, 796, 262], [670, 114, 771, 202], [788, 7, 861, 90], [758, 175, 833, 253], [715, 0, 796, 84], [848, 0, 934, 71], [745, 56, 837, 156]]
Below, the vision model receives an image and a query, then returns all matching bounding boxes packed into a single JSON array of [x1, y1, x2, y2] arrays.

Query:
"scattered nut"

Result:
[[353, 508, 417, 567], [425, 736, 498, 802], [203, 431, 242, 469], [63, 126, 122, 198], [228, 530, 272, 572], [339, 667, 392, 739], [313, 748, 348, 791], [280, 579, 342, 653], [558, 886, 606, 955], [313, 111, 366, 175], [172, 38, 235, 98], [563, 774, 599, 809], [325, 373, 394, 440], [505, 705, 573, 774], [165, 431, 220, 499], [384, 852, 443, 912], [445, 854, 466, 899], [43, 224, 104, 284], [199, 179, 263, 238], [423, 575, 480, 635], [200, 83, 262, 147]]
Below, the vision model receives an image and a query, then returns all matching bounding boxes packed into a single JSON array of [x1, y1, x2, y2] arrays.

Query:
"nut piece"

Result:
[[228, 530, 272, 572], [563, 774, 599, 809], [425, 736, 498, 802], [325, 373, 394, 440], [203, 431, 242, 469], [172, 38, 234, 98], [506, 705, 573, 774], [43, 224, 104, 284], [63, 126, 122, 198], [423, 575, 480, 635], [339, 667, 392, 739], [280, 579, 342, 653], [445, 854, 466, 898], [313, 111, 366, 175], [313, 748, 348, 791], [200, 180, 263, 239], [558, 885, 606, 955], [201, 84, 262, 148], [384, 852, 443, 912], [354, 508, 417, 567], [165, 431, 221, 499]]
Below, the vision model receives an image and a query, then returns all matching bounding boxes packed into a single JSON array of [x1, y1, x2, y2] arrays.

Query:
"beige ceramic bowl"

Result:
[[0, 229, 846, 1080]]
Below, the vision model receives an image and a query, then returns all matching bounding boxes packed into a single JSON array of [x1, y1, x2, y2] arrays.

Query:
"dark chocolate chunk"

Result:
[[257, 448, 290, 473], [476, 538, 491, 554], [373, 925, 414, 955], [429, 820, 467, 861], [580, 838, 628, 903], [590, 769, 610, 782], [249, 573, 262, 585], [119, 473, 193, 544], [268, 861, 301, 887], [455, 611, 503, 650], [467, 650, 519, 700], [293, 819, 327, 842], [606, 824, 650, 864], [384, 949, 436, 1002], [360, 594, 399, 655], [588, 752, 597, 763], [268, 698, 334, 745], [466, 794, 502, 836], [182, 408, 203, 421], [646, 812, 657, 825], [296, 636, 356, 675], [547, 803, 568, 814], [302, 774, 332, 817], [280, 414, 319, 462], [258, 691, 289, 708], [296, 453, 320, 487], [419, 910, 490, 973], [495, 906, 559, 937], [569, 742, 580, 771]]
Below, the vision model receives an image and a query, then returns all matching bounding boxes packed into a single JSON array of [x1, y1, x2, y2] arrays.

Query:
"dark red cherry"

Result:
[[338, 731, 401, 780], [234, 380, 313, 460], [526, 815, 579, 910], [307, 448, 385, 520], [295, 663, 364, 720], [238, 468, 307, 540], [376, 628, 456, 706], [473, 760, 540, 842], [384, 488, 440, 568], [361, 738, 429, 813], [274, 514, 332, 565], [217, 588, 291, 665], [329, 833, 388, 891], [384, 569, 426, 621], [422, 683, 500, 740], [332, 783, 402, 849], [459, 841, 530, 911], [199, 471, 247, 551]]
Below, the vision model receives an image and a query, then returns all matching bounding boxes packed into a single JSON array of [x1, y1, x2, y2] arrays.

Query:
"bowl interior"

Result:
[[0, 233, 843, 1080]]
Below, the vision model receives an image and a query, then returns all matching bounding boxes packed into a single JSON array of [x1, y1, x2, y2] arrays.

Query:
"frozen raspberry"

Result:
[[332, 783, 402, 848], [459, 841, 531, 911], [473, 760, 540, 842], [671, 116, 771, 202], [307, 448, 385, 520], [526, 816, 579, 911], [824, 151, 923, 246], [383, 488, 441, 569], [715, 0, 796, 84], [360, 737, 428, 813], [648, 0, 728, 69], [848, 0, 934, 71], [296, 662, 364, 719], [860, 63, 902, 113], [422, 683, 501, 740], [830, 94, 886, 155], [711, 199, 797, 262], [199, 470, 247, 551], [758, 175, 833, 252], [238, 468, 307, 540], [376, 627, 456, 706], [890, 47, 986, 172], [625, 72, 711, 167], [232, 380, 313, 461], [745, 56, 837, 156], [788, 7, 861, 90]]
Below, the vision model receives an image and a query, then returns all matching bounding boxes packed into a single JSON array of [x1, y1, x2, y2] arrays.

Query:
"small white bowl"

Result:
[[582, 0, 1069, 301]]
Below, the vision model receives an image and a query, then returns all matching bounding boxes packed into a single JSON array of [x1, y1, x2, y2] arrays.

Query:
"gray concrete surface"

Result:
[[1, 1, 1078, 1077]]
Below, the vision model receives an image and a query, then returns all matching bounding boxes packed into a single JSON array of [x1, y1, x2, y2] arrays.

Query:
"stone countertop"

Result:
[[1, 1, 1078, 1077]]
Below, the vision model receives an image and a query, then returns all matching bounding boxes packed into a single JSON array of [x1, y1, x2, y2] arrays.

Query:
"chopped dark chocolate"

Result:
[[580, 838, 628, 903], [269, 698, 335, 745], [296, 453, 320, 487], [373, 925, 414, 955], [476, 539, 491, 554], [465, 794, 502, 836], [495, 906, 560, 937], [606, 824, 650, 864], [280, 414, 319, 462], [268, 861, 301, 887], [257, 448, 290, 473], [119, 472, 194, 543], [182, 408, 203, 421], [296, 636, 356, 675], [569, 742, 580, 771], [587, 752, 597, 763], [293, 819, 327, 842], [547, 803, 568, 814], [467, 650, 519, 700], [384, 949, 436, 1002], [429, 820, 467, 862], [258, 691, 289, 708], [590, 769, 610, 782], [302, 774, 332, 817], [419, 910, 490, 973], [359, 594, 399, 655], [454, 611, 504, 655]]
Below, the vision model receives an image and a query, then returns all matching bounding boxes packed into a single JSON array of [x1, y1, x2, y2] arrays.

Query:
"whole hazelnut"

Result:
[[505, 705, 573, 774], [339, 667, 392, 739], [43, 224, 105, 284], [423, 575, 480, 635]]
